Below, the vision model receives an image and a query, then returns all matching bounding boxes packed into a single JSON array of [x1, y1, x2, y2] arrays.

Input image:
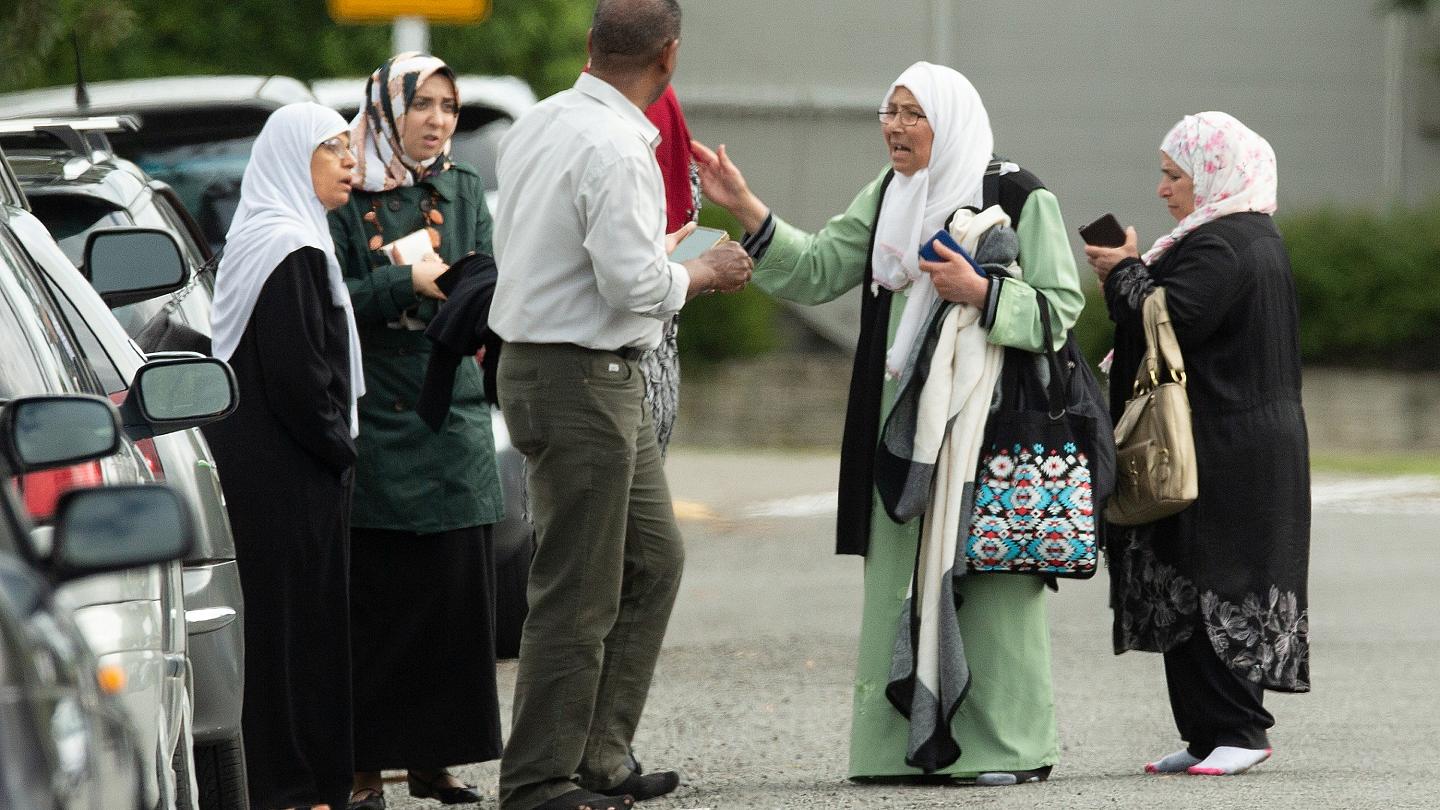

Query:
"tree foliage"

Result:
[[1, 0, 593, 99]]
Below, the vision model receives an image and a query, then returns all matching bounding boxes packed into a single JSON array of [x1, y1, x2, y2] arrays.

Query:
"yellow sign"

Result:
[[328, 0, 491, 23]]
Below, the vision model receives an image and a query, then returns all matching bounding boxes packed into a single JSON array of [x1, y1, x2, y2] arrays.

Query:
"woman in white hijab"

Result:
[[204, 101, 363, 810], [693, 62, 1084, 785]]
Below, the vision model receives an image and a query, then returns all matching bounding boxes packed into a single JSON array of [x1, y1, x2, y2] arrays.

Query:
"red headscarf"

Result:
[[645, 85, 697, 232]]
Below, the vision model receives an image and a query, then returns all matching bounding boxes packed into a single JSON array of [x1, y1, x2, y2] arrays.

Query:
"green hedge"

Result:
[[680, 203, 1440, 373], [1279, 203, 1440, 370], [675, 205, 781, 362]]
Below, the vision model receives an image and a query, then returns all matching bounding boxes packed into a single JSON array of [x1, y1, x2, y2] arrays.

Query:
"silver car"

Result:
[[1, 119, 249, 810], [0, 145, 239, 810]]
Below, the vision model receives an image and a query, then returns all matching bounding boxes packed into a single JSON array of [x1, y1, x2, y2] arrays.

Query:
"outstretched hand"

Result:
[[691, 139, 769, 234]]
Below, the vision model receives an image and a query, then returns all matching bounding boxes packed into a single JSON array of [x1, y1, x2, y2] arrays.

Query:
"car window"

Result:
[[23, 196, 130, 266], [41, 278, 128, 395], [451, 119, 511, 192], [150, 193, 208, 268], [0, 232, 98, 399], [134, 136, 255, 249]]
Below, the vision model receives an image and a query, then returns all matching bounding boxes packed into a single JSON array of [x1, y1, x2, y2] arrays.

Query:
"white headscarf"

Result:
[[1142, 111, 1278, 265], [871, 62, 994, 293], [350, 52, 456, 193], [211, 102, 366, 437], [872, 62, 995, 377]]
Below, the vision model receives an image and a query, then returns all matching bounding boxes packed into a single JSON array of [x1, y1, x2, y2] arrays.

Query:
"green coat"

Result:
[[328, 162, 503, 532], [752, 167, 1081, 776]]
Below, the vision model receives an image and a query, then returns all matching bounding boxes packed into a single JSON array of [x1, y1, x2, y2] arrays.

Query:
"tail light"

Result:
[[17, 462, 105, 521], [109, 390, 165, 481]]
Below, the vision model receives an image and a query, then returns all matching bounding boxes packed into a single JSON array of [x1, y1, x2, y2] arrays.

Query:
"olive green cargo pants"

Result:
[[496, 342, 684, 810]]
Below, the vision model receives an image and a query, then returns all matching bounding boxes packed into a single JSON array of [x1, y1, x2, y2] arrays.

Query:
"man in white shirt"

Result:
[[490, 1, 753, 808]]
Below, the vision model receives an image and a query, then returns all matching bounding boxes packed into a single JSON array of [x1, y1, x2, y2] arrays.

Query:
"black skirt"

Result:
[[350, 525, 503, 770]]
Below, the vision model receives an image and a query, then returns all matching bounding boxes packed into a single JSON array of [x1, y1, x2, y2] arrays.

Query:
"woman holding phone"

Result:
[[693, 61, 1084, 785], [327, 53, 503, 809], [1084, 111, 1310, 777]]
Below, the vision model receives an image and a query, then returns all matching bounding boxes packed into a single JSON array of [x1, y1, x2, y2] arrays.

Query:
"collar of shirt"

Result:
[[574, 72, 662, 150]]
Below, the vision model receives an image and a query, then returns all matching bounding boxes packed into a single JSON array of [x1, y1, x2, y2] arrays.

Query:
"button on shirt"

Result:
[[490, 73, 689, 350]]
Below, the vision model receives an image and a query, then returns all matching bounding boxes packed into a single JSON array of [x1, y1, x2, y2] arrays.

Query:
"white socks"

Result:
[[1146, 745, 1271, 775], [1186, 745, 1272, 775], [1144, 748, 1201, 774]]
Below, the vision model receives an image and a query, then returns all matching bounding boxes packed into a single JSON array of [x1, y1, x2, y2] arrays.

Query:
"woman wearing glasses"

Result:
[[206, 102, 364, 810], [327, 53, 502, 809], [693, 61, 1084, 785]]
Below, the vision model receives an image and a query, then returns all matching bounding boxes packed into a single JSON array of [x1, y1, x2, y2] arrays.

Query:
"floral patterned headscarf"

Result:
[[350, 52, 457, 192], [1142, 111, 1277, 265]]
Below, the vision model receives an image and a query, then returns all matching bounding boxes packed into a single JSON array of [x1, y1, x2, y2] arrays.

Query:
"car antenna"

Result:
[[72, 33, 90, 112]]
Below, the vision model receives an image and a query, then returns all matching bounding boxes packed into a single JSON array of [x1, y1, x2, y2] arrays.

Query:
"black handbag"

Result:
[[965, 292, 1114, 578]]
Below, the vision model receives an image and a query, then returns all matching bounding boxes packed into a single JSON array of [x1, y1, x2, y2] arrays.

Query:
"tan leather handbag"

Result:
[[1105, 288, 1198, 525]]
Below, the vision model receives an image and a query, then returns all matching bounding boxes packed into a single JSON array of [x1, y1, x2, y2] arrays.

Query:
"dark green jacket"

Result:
[[328, 162, 502, 532]]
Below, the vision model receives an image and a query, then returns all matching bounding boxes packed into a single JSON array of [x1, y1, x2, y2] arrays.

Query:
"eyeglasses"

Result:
[[317, 137, 354, 160], [877, 109, 928, 127]]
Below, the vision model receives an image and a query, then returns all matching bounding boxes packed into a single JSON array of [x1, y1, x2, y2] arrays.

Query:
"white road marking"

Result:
[[728, 476, 1440, 520], [744, 493, 835, 518], [1309, 476, 1440, 514]]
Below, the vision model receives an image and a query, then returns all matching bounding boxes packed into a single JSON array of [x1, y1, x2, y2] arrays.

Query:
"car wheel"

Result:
[[493, 532, 534, 660], [194, 733, 249, 810], [172, 738, 196, 810]]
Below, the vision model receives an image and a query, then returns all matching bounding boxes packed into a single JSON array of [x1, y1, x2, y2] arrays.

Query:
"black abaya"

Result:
[[349, 525, 503, 770], [1104, 212, 1311, 694], [204, 246, 356, 810]]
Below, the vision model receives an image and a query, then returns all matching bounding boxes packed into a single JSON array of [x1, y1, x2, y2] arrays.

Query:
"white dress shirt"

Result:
[[490, 73, 690, 350]]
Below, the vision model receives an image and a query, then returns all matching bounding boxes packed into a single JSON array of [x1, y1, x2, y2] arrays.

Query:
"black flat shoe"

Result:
[[532, 788, 633, 810], [598, 770, 679, 802], [347, 787, 386, 810], [407, 771, 482, 805]]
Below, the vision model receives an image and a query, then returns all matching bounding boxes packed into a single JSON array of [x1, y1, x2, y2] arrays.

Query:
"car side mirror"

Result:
[[49, 485, 193, 583], [0, 395, 121, 473], [117, 357, 238, 440], [83, 227, 189, 308]]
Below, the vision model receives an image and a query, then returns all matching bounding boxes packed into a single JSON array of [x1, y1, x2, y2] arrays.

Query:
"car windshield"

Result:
[[25, 196, 129, 266], [132, 136, 256, 251]]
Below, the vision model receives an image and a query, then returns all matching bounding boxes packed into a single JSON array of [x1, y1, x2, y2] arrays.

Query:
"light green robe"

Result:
[[753, 167, 1083, 777]]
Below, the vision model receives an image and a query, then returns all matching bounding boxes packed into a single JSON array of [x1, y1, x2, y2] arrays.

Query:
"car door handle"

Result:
[[185, 606, 237, 635]]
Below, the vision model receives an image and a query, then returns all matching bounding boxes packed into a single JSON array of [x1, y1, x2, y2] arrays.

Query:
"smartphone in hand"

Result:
[[918, 229, 986, 277], [669, 225, 729, 262], [1078, 213, 1126, 247]]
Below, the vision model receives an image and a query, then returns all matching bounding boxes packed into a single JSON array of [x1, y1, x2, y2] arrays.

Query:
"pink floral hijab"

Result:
[[1142, 111, 1277, 265]]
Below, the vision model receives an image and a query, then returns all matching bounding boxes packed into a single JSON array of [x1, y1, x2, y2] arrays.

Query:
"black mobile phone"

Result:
[[1078, 213, 1126, 248]]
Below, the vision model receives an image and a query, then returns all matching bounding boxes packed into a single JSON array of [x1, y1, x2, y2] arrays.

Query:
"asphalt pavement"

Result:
[[384, 451, 1440, 810]]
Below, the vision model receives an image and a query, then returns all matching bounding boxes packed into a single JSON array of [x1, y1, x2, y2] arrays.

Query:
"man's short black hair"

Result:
[[590, 0, 681, 71]]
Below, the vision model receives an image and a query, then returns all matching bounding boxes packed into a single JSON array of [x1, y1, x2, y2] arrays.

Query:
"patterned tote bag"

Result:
[[966, 293, 1111, 578]]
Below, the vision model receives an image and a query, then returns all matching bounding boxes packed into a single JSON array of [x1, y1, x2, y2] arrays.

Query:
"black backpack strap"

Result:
[[983, 156, 1045, 225]]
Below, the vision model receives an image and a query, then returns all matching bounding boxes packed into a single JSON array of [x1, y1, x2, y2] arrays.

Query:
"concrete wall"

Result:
[[672, 356, 1440, 455], [672, 1, 1440, 346]]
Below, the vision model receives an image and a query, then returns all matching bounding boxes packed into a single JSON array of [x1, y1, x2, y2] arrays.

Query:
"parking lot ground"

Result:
[[388, 451, 1440, 810]]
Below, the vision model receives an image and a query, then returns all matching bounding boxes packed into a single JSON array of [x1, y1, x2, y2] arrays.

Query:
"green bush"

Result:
[[1280, 203, 1440, 370]]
